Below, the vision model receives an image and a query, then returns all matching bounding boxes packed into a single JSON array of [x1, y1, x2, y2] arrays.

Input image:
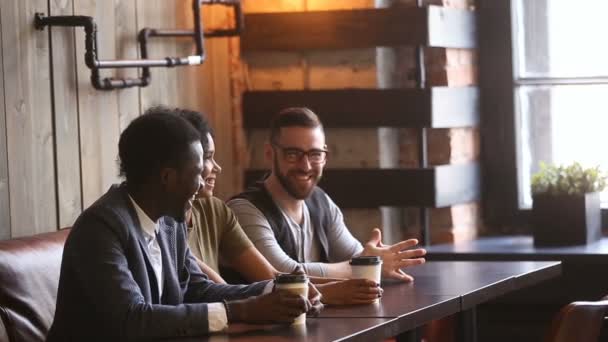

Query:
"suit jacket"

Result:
[[46, 184, 269, 342]]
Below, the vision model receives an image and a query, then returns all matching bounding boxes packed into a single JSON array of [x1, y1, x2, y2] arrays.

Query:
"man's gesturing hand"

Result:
[[361, 228, 426, 282]]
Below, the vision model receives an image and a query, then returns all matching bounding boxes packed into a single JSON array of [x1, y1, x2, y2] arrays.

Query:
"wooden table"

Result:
[[425, 235, 608, 263], [426, 236, 608, 341], [321, 261, 561, 342], [164, 261, 560, 342], [425, 236, 608, 301], [159, 318, 393, 342]]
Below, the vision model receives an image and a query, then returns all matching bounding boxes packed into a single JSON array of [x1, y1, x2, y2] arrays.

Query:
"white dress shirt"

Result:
[[128, 196, 228, 331]]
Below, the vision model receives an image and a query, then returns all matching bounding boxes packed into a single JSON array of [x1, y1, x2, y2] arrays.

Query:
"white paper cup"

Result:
[[350, 256, 382, 303], [275, 274, 309, 325]]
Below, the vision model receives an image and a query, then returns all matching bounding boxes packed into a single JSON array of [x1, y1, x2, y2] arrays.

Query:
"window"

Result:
[[479, 0, 608, 228]]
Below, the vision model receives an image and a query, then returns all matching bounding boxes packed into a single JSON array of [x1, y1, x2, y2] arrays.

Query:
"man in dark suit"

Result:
[[47, 107, 319, 342]]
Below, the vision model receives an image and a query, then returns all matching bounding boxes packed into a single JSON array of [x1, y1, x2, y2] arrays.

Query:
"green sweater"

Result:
[[187, 196, 254, 273]]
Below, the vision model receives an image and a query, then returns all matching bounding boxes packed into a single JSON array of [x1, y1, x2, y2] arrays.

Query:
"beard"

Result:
[[273, 155, 321, 200]]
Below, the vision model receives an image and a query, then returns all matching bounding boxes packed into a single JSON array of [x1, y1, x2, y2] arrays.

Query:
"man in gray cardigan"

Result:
[[229, 107, 426, 281], [47, 107, 318, 342]]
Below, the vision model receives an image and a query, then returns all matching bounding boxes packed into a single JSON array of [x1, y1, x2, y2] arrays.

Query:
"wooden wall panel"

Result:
[[136, 0, 179, 110], [242, 0, 305, 13], [308, 49, 377, 89], [197, 7, 237, 200], [74, 0, 122, 207], [0, 8, 10, 240], [2, 0, 57, 237], [175, 0, 202, 112], [115, 0, 141, 132], [0, 0, 233, 239], [307, 0, 374, 10], [49, 0, 82, 228]]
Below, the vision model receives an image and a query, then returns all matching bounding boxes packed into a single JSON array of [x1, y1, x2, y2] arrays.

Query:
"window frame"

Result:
[[479, 0, 608, 232]]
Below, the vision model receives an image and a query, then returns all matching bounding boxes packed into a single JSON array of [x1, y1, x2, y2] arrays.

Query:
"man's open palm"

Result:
[[362, 228, 426, 282]]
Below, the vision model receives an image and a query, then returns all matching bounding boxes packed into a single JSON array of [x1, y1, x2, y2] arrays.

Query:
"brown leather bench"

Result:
[[0, 229, 69, 342]]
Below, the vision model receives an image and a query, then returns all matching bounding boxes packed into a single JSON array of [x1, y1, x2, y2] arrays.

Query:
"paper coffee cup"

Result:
[[350, 256, 382, 303], [275, 274, 309, 325]]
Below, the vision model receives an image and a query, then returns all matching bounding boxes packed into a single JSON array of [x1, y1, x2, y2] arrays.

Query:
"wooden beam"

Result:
[[243, 87, 479, 128], [245, 163, 480, 208], [241, 6, 476, 51]]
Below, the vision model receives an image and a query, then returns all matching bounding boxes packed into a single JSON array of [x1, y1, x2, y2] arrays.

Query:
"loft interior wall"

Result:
[[0, 0, 222, 239], [0, 0, 479, 242], [238, 0, 480, 244]]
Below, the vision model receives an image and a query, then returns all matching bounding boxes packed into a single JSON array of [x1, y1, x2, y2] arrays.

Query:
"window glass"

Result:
[[515, 0, 608, 78], [516, 85, 608, 208]]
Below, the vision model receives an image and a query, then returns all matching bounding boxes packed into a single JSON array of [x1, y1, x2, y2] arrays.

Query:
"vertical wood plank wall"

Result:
[[197, 4, 236, 201], [0, 6, 9, 240], [3, 0, 57, 238], [0, 0, 215, 238], [75, 0, 121, 208], [50, 0, 82, 228]]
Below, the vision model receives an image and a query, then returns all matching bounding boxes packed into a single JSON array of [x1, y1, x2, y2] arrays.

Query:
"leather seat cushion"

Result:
[[0, 229, 69, 342]]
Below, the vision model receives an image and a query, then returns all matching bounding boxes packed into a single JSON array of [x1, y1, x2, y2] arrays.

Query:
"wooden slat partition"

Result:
[[0, 10, 9, 239], [50, 0, 83, 228], [241, 6, 475, 51], [2, 0, 57, 237], [245, 162, 480, 208], [243, 87, 479, 128]]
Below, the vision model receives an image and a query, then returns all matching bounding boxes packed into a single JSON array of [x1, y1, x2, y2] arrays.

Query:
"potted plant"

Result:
[[531, 162, 607, 246]]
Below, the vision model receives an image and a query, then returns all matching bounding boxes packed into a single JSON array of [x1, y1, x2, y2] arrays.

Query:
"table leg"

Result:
[[457, 307, 478, 342], [396, 327, 422, 342]]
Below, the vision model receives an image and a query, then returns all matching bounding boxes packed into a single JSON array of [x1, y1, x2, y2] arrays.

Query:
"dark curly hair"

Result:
[[118, 106, 201, 187], [177, 109, 214, 149]]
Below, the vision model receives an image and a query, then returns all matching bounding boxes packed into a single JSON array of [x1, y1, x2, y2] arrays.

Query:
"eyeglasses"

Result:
[[271, 142, 328, 164]]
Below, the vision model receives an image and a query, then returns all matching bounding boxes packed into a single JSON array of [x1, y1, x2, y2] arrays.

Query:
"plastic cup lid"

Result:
[[275, 273, 308, 284], [350, 256, 382, 265]]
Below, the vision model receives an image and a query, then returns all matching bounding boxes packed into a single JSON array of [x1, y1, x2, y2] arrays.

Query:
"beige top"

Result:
[[187, 196, 254, 273]]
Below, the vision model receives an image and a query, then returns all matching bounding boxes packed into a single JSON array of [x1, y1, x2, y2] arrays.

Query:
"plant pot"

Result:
[[532, 192, 602, 246]]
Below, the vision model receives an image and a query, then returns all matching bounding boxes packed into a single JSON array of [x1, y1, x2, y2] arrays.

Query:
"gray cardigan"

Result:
[[47, 184, 269, 342]]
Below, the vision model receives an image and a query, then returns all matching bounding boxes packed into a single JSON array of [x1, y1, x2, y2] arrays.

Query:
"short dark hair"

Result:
[[178, 109, 214, 149], [269, 107, 323, 143], [118, 106, 201, 187]]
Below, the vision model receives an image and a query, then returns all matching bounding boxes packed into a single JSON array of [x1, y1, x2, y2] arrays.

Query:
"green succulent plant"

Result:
[[531, 162, 607, 196]]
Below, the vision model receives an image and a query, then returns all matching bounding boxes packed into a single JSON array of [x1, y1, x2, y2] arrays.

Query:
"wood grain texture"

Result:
[[241, 7, 476, 51], [136, 0, 179, 110], [0, 6, 9, 239], [242, 0, 305, 13], [74, 0, 121, 207], [50, 0, 82, 228], [115, 0, 140, 132], [2, 0, 57, 236], [246, 163, 480, 208], [245, 128, 380, 169], [198, 9, 237, 200], [243, 87, 479, 128]]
